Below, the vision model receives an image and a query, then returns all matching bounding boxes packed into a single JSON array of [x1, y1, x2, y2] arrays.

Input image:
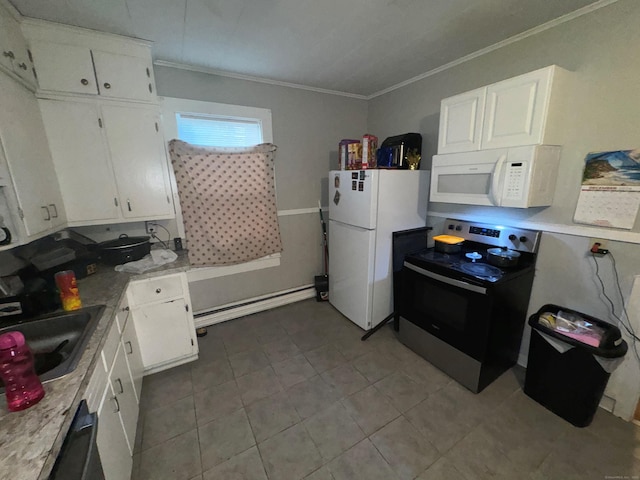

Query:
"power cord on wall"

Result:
[[591, 252, 640, 365], [147, 222, 171, 250]]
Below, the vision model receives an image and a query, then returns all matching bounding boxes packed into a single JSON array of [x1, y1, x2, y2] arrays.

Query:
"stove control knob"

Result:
[[455, 225, 462, 231], [519, 236, 528, 243], [448, 224, 454, 230], [508, 234, 517, 242]]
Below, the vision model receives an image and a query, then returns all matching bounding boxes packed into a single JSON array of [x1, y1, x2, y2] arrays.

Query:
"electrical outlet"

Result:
[[589, 238, 609, 255], [145, 221, 157, 235]]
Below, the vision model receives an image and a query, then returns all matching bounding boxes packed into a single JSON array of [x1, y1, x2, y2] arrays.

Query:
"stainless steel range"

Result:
[[397, 218, 541, 393]]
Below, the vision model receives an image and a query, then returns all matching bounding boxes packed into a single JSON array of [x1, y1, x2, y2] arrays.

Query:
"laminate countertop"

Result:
[[0, 251, 191, 480]]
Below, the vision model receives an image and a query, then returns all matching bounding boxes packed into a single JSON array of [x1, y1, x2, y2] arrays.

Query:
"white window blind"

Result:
[[176, 113, 263, 147]]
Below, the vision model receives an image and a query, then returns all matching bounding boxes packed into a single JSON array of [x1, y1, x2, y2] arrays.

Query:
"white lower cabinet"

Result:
[[128, 273, 198, 374], [87, 296, 142, 480], [121, 311, 144, 403], [109, 342, 139, 453], [96, 381, 133, 480]]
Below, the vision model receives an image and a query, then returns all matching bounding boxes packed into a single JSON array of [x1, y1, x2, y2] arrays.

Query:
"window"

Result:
[[176, 113, 263, 147], [162, 97, 273, 146]]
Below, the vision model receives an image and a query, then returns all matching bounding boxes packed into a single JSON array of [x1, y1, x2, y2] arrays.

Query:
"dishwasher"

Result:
[[48, 399, 105, 480]]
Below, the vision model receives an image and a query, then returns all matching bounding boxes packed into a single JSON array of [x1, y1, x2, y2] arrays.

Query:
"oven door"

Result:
[[399, 261, 493, 361]]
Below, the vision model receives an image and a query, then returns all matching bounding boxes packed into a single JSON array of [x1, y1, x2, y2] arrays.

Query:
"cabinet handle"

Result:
[[18, 62, 27, 70], [3, 51, 14, 59], [114, 197, 118, 207], [148, 83, 153, 93], [115, 378, 124, 394], [81, 78, 89, 86], [111, 396, 120, 413], [127, 200, 132, 212], [48, 204, 58, 218], [125, 341, 133, 355], [41, 206, 50, 221], [146, 67, 150, 77], [155, 288, 162, 294], [122, 305, 130, 312], [103, 82, 111, 89]]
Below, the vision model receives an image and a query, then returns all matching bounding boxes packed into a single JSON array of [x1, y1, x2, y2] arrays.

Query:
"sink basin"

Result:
[[0, 305, 106, 392]]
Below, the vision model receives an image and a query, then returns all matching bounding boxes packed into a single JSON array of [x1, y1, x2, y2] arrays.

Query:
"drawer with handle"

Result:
[[127, 274, 184, 306]]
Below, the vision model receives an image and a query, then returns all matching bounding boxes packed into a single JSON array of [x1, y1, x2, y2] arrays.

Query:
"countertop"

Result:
[[0, 251, 191, 480]]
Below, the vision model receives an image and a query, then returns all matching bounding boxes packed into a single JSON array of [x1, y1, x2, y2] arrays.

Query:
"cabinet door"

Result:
[[438, 87, 485, 154], [96, 382, 133, 480], [39, 99, 120, 224], [93, 50, 155, 102], [481, 68, 552, 150], [133, 298, 195, 370], [0, 9, 34, 87], [121, 313, 144, 403], [109, 342, 139, 455], [29, 41, 98, 95], [101, 104, 173, 219], [0, 73, 65, 237]]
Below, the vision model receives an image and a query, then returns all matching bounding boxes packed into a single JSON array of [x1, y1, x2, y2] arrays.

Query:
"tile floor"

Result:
[[131, 299, 640, 480]]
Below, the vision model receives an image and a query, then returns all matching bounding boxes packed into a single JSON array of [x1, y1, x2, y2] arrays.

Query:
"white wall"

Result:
[[153, 66, 367, 311], [369, 0, 640, 420]]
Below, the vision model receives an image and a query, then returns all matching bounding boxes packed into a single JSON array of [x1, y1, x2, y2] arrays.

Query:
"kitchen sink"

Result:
[[0, 305, 106, 392]]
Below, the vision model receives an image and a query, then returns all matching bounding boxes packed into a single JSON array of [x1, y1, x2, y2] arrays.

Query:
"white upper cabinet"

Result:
[[437, 65, 571, 154], [22, 20, 157, 103], [0, 73, 65, 239], [28, 42, 99, 95], [39, 99, 119, 223], [439, 88, 486, 154], [38, 99, 174, 225], [92, 50, 155, 101], [0, 5, 36, 89], [101, 104, 173, 219]]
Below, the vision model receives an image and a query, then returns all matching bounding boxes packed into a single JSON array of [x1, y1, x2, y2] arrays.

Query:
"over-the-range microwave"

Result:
[[429, 145, 561, 208]]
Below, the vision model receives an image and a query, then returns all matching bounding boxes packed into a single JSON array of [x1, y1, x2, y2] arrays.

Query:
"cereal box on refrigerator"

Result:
[[339, 139, 360, 170], [361, 134, 378, 169]]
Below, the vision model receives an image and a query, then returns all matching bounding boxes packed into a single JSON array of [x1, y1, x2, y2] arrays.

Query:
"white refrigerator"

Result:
[[328, 169, 430, 331]]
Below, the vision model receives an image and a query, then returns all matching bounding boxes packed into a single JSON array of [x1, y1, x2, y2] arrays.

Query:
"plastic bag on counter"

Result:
[[114, 249, 178, 274]]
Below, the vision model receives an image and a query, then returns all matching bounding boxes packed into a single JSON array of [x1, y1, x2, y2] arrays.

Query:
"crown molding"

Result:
[[153, 60, 368, 100], [367, 0, 620, 99]]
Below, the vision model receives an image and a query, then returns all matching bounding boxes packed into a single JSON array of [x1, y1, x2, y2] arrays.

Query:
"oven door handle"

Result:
[[404, 261, 487, 294]]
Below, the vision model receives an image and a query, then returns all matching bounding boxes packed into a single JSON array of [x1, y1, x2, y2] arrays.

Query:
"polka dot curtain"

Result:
[[168, 140, 283, 266]]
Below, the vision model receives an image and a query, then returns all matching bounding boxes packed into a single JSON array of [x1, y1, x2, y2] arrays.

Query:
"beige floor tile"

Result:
[[374, 371, 431, 413], [272, 353, 318, 387], [287, 375, 342, 419], [229, 349, 271, 378], [258, 424, 323, 480], [246, 390, 300, 442], [328, 439, 399, 480], [198, 409, 256, 471], [304, 344, 346, 373], [138, 429, 201, 480], [202, 446, 267, 480], [370, 416, 439, 480], [236, 366, 283, 406], [303, 401, 365, 461], [341, 384, 400, 435], [141, 395, 196, 451], [320, 363, 369, 397], [193, 379, 242, 426]]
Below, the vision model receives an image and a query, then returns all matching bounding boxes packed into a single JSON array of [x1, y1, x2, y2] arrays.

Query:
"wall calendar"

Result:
[[573, 150, 640, 230]]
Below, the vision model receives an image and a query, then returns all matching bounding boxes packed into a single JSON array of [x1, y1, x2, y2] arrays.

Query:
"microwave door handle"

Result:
[[490, 154, 507, 206]]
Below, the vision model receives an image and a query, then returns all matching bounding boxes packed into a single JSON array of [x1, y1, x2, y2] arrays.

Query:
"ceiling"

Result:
[[8, 0, 603, 97]]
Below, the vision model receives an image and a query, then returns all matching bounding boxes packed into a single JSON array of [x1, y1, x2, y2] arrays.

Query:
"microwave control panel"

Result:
[[504, 162, 527, 200]]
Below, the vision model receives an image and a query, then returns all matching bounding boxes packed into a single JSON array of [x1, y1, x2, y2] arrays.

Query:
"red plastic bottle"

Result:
[[0, 331, 45, 412]]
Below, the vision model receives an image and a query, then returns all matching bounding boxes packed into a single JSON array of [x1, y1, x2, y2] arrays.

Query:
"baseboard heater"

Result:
[[193, 284, 315, 328]]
